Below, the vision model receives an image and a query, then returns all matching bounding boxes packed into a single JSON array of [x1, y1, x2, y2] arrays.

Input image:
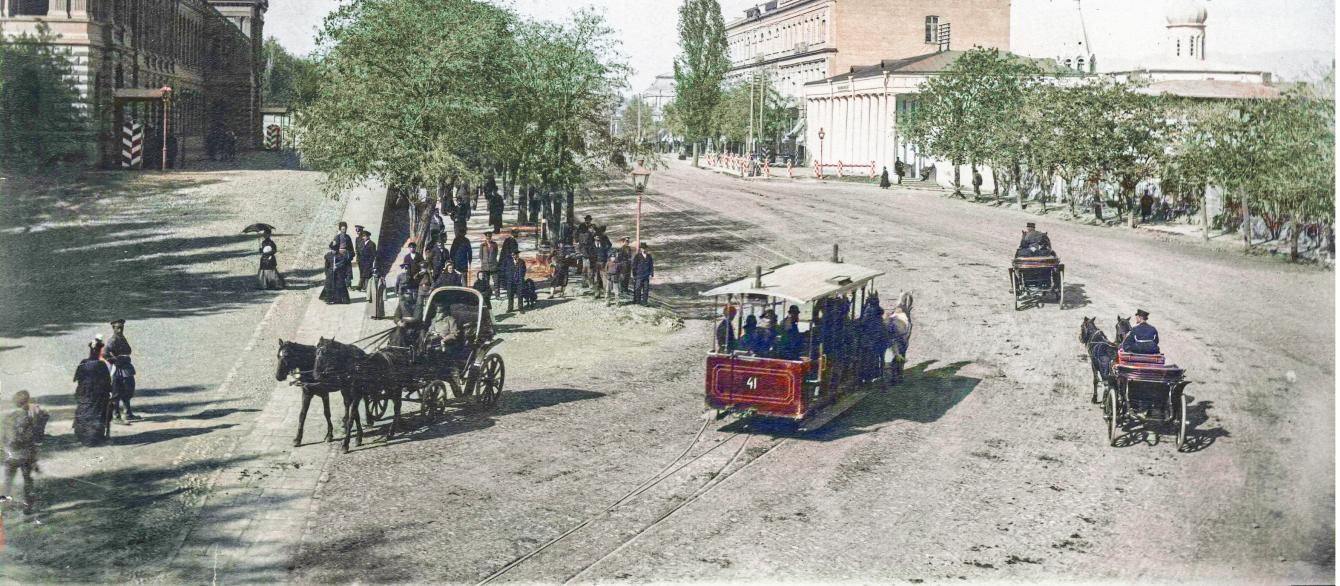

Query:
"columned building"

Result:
[[0, 0, 268, 168]]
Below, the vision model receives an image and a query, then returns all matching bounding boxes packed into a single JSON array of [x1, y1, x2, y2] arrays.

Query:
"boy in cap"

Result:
[[2, 390, 47, 522]]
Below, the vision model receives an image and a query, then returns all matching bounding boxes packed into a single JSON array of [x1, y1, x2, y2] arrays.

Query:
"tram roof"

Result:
[[699, 261, 884, 304]]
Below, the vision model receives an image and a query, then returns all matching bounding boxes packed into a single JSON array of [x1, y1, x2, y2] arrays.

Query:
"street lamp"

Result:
[[631, 158, 652, 250], [817, 127, 825, 171], [160, 86, 173, 171]]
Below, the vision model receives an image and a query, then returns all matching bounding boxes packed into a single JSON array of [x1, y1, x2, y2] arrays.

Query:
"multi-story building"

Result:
[[724, 0, 1011, 99], [0, 0, 267, 168]]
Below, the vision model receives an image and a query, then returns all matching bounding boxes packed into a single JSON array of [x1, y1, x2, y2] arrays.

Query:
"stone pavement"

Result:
[[167, 182, 389, 583]]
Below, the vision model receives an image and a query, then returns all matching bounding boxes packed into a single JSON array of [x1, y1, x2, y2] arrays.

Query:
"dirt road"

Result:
[[300, 160, 1333, 584]]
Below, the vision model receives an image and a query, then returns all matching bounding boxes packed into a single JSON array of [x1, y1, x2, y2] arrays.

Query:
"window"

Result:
[[1175, 38, 1181, 56], [925, 16, 939, 43]]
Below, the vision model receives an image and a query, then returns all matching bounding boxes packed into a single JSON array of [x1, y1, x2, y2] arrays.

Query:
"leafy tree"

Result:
[[672, 0, 729, 159], [262, 37, 319, 108], [619, 95, 657, 145], [0, 23, 91, 172]]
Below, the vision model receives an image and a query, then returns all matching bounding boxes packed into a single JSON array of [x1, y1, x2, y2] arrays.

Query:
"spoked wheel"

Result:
[[1057, 270, 1065, 309], [423, 381, 448, 416], [1175, 391, 1188, 451], [1008, 268, 1016, 294], [1106, 387, 1120, 447], [473, 354, 505, 410], [367, 397, 389, 423]]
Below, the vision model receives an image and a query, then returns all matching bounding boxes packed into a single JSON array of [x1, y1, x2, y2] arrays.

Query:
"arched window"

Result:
[[1175, 38, 1181, 56], [1076, 56, 1086, 71], [1189, 36, 1196, 57]]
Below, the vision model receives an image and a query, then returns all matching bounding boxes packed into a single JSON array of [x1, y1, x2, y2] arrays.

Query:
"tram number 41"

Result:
[[744, 376, 759, 390]]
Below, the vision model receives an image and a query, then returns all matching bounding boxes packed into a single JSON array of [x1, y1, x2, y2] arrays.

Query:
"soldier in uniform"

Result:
[[104, 319, 138, 421], [2, 390, 48, 522], [1120, 309, 1161, 355], [355, 228, 377, 291]]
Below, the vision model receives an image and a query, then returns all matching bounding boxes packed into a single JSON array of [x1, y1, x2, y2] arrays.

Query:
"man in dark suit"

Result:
[[632, 244, 654, 306], [403, 242, 421, 281], [355, 228, 377, 291], [1120, 309, 1161, 354]]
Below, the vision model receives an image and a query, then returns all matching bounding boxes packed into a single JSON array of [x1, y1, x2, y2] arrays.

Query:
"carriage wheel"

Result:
[[424, 381, 448, 416], [367, 397, 389, 422], [1008, 268, 1016, 294], [1057, 270, 1065, 308], [1175, 392, 1188, 451], [1106, 388, 1119, 447], [473, 354, 505, 410]]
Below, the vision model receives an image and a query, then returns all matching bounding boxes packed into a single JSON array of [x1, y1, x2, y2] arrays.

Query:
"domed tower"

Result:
[[1165, 0, 1208, 64]]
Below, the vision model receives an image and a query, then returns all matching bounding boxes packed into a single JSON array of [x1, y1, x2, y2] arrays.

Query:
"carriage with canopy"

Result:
[[380, 286, 506, 416], [699, 261, 887, 431], [1010, 237, 1064, 310]]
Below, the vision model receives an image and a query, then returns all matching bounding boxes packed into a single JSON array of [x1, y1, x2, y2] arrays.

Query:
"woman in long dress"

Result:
[[257, 229, 283, 289], [73, 340, 113, 446], [320, 246, 352, 304]]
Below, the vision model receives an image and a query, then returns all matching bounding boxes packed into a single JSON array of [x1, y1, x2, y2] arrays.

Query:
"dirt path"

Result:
[[300, 161, 1333, 585]]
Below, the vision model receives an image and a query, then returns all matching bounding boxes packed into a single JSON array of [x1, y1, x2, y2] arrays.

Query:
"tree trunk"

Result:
[[1128, 183, 1139, 228], [1242, 195, 1252, 251], [952, 161, 962, 197], [1013, 162, 1024, 209], [565, 188, 576, 226], [517, 183, 529, 225], [1201, 185, 1210, 242], [1289, 217, 1300, 262], [992, 166, 1001, 202]]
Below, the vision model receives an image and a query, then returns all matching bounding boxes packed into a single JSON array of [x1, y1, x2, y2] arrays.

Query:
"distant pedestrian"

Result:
[[894, 158, 905, 185], [615, 237, 633, 296], [403, 242, 421, 280], [487, 191, 504, 234], [450, 231, 473, 277], [3, 390, 48, 522], [472, 271, 493, 309], [632, 244, 654, 306], [434, 261, 464, 288], [394, 263, 418, 320], [355, 228, 377, 291], [479, 232, 500, 298], [320, 246, 351, 304], [257, 229, 283, 290], [506, 251, 527, 314], [879, 167, 891, 189], [103, 319, 138, 422], [972, 169, 983, 195], [1140, 190, 1154, 223], [73, 339, 112, 446], [549, 247, 570, 299]]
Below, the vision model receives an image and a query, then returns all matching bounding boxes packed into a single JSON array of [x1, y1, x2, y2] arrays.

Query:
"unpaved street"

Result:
[[298, 160, 1333, 585]]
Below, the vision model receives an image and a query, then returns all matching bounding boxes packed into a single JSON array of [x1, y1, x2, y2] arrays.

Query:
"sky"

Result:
[[267, 0, 1336, 92]]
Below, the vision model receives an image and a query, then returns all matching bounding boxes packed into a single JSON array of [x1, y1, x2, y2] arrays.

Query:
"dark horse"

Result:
[[1114, 315, 1132, 346], [275, 339, 355, 447], [1079, 317, 1117, 404], [313, 337, 408, 453]]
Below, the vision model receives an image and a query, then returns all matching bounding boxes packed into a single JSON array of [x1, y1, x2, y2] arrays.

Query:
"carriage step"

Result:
[[799, 390, 871, 433]]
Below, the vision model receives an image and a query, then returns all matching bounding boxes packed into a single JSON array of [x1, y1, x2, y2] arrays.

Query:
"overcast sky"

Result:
[[268, 0, 1335, 91]]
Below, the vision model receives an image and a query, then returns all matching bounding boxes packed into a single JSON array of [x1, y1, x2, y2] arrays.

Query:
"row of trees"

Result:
[[0, 23, 91, 173], [898, 48, 1334, 261], [297, 0, 648, 241]]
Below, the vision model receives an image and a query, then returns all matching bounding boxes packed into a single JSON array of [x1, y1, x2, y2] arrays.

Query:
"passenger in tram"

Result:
[[740, 315, 759, 355], [777, 305, 804, 361], [715, 305, 737, 353], [752, 309, 779, 357]]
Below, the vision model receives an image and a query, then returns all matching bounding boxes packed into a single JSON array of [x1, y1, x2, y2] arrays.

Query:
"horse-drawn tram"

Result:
[[1107, 350, 1190, 449], [700, 261, 887, 432]]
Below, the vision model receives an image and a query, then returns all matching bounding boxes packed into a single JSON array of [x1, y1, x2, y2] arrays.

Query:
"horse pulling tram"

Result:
[[1106, 351, 1190, 449], [299, 286, 505, 451], [1009, 255, 1064, 310], [700, 261, 888, 432]]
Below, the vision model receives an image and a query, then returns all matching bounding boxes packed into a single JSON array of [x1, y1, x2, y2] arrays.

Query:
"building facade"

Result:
[[0, 0, 267, 168], [724, 0, 1011, 99]]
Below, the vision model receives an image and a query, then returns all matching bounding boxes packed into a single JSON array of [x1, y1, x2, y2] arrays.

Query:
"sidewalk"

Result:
[[167, 181, 389, 583]]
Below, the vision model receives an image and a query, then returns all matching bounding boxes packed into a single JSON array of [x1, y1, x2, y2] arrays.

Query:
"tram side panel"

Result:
[[706, 354, 811, 419]]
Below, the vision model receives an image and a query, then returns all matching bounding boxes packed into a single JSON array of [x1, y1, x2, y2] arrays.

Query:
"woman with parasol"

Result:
[[245, 223, 284, 290]]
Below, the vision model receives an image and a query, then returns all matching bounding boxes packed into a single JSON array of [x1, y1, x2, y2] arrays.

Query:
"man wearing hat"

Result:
[[715, 305, 738, 353], [631, 243, 654, 306], [354, 227, 377, 292], [403, 242, 421, 281], [1017, 222, 1053, 257], [1121, 310, 1161, 355], [104, 319, 138, 421]]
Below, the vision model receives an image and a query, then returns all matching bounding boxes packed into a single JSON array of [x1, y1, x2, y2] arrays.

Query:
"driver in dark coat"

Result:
[[1016, 222, 1053, 257], [1120, 309, 1161, 354]]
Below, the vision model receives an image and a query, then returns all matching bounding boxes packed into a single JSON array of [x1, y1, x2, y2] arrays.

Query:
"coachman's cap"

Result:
[[354, 225, 365, 232], [1135, 309, 1150, 319], [109, 319, 126, 326], [1025, 222, 1036, 228]]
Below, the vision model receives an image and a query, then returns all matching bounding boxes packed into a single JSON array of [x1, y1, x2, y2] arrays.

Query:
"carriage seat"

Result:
[[1012, 256, 1060, 270], [1116, 351, 1183, 382]]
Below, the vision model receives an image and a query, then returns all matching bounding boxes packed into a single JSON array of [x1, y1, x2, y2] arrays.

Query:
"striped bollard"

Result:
[[265, 124, 282, 150], [786, 160, 794, 179], [763, 160, 771, 178], [837, 161, 844, 177], [121, 121, 144, 169], [870, 161, 877, 179]]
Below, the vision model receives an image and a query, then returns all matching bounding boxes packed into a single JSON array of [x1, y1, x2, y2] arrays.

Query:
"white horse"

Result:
[[884, 291, 914, 384]]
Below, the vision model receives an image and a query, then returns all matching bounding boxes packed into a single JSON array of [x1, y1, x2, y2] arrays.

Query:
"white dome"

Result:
[[1165, 0, 1207, 25]]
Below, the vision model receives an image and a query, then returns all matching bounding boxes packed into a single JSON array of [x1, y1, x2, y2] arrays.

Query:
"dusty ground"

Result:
[[0, 153, 362, 582], [297, 160, 1333, 585]]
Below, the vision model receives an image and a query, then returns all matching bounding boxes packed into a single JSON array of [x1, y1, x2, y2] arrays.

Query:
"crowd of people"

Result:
[[545, 214, 655, 306]]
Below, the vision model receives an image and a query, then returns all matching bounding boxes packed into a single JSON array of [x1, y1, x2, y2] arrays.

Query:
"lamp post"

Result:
[[160, 86, 173, 171], [817, 127, 825, 172], [631, 158, 652, 250]]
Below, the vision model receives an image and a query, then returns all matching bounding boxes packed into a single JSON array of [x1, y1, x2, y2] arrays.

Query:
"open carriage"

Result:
[[386, 286, 505, 415], [699, 261, 885, 431], [1009, 255, 1064, 310], [1105, 351, 1190, 449]]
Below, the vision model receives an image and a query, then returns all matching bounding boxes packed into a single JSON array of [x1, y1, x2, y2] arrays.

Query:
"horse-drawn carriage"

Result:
[[279, 286, 505, 452], [699, 261, 903, 431], [1009, 253, 1063, 310], [1107, 351, 1190, 449]]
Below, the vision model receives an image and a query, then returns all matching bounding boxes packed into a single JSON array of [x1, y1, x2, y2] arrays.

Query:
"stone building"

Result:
[[0, 0, 268, 168], [724, 0, 1011, 99]]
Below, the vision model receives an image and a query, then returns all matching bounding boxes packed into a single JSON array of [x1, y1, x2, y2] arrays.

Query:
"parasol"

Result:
[[242, 223, 276, 234]]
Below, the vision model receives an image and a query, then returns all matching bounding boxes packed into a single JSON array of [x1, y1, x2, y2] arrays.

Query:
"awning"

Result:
[[700, 261, 884, 304]]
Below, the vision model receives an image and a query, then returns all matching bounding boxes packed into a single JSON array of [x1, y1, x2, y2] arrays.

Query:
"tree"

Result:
[[672, 0, 729, 158], [262, 37, 319, 108], [619, 95, 657, 145], [0, 23, 91, 172]]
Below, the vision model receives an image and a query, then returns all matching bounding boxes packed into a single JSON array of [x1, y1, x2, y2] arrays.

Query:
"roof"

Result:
[[806, 50, 1068, 86], [1133, 79, 1282, 100], [700, 261, 884, 304]]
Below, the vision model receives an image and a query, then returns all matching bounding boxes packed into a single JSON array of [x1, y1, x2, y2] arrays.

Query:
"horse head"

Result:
[[1115, 315, 1131, 343], [898, 291, 914, 316], [275, 338, 290, 381], [1079, 317, 1097, 344]]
